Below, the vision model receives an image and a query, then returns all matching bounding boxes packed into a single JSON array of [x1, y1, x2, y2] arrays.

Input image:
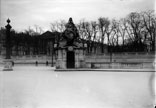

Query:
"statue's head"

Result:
[[69, 17, 73, 23]]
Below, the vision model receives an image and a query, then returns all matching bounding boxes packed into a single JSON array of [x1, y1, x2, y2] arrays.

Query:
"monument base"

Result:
[[3, 59, 13, 71]]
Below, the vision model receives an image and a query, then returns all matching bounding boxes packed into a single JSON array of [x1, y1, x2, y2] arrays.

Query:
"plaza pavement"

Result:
[[0, 65, 155, 108]]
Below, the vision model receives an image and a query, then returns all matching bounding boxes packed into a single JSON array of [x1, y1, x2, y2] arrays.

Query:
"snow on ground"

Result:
[[0, 65, 155, 108]]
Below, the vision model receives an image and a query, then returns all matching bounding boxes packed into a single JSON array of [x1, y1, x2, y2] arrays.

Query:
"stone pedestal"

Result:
[[75, 49, 86, 68], [3, 59, 13, 71], [55, 17, 87, 69], [55, 47, 86, 69]]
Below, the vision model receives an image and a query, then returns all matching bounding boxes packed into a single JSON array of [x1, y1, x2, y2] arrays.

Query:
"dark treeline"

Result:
[[0, 28, 60, 56], [49, 10, 156, 53], [0, 10, 155, 56]]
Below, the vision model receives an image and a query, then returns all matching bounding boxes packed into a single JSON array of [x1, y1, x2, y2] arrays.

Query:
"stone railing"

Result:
[[0, 55, 56, 65], [0, 52, 155, 69], [85, 61, 155, 69]]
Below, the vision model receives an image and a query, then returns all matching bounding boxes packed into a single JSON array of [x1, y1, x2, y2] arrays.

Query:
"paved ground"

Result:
[[0, 65, 155, 108]]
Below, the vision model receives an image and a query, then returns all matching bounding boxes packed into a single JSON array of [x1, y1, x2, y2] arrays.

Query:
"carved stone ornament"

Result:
[[64, 30, 75, 40], [68, 46, 73, 51]]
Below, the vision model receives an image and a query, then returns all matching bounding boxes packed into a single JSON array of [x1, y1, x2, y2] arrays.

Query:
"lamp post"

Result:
[[83, 43, 87, 55], [51, 41, 54, 67], [51, 40, 57, 67], [5, 19, 12, 59], [110, 46, 112, 62], [3, 18, 13, 71], [53, 43, 58, 68], [109, 45, 113, 69]]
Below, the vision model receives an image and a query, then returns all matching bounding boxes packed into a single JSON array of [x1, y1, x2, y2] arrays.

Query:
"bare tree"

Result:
[[80, 20, 92, 53], [59, 20, 66, 32], [126, 12, 144, 51], [106, 19, 114, 46], [109, 19, 119, 46], [90, 21, 98, 53], [141, 10, 156, 51], [50, 22, 57, 32], [33, 25, 44, 35], [98, 17, 110, 53], [76, 20, 84, 39], [24, 26, 35, 36], [50, 20, 66, 32], [118, 18, 128, 46]]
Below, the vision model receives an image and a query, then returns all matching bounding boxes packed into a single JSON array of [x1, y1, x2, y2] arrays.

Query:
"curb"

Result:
[[55, 68, 155, 72]]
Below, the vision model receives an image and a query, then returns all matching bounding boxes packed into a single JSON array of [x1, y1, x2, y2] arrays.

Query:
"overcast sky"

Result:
[[0, 0, 155, 32]]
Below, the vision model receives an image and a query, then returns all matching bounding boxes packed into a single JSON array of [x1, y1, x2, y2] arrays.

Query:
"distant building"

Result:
[[0, 30, 109, 57], [37, 31, 59, 55], [0, 31, 6, 56], [0, 31, 60, 57]]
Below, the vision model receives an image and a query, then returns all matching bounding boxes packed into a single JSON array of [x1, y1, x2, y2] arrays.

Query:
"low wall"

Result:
[[85, 53, 155, 69], [0, 55, 56, 65], [0, 53, 155, 69], [85, 52, 155, 63], [85, 62, 154, 69]]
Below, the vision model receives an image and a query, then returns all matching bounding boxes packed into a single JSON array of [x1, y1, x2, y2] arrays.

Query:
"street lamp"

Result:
[[110, 46, 112, 62], [83, 43, 87, 55], [5, 18, 12, 59], [51, 41, 58, 67], [84, 43, 87, 48], [109, 44, 113, 69], [3, 18, 13, 71]]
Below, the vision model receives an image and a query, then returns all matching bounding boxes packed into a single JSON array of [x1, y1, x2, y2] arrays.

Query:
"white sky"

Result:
[[0, 0, 155, 32]]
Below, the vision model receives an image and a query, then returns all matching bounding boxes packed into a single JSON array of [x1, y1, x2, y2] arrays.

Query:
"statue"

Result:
[[62, 17, 79, 46], [55, 18, 86, 69]]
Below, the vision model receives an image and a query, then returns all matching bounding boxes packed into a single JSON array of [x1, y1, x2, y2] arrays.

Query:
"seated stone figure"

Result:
[[62, 17, 79, 46]]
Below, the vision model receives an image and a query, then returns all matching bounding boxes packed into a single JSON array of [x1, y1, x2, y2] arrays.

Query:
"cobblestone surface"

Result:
[[0, 65, 155, 108]]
